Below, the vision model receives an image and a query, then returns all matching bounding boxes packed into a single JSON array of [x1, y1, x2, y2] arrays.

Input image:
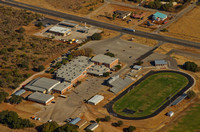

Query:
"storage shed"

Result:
[[88, 95, 104, 105], [86, 123, 99, 131], [167, 111, 174, 117], [13, 89, 26, 96], [28, 92, 54, 105], [132, 65, 142, 70], [69, 117, 81, 125]]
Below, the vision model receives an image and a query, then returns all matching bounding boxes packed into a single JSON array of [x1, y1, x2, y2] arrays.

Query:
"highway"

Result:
[[1, 0, 200, 49]]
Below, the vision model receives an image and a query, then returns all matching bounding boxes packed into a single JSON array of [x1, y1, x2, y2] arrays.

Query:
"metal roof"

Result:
[[153, 12, 167, 19], [28, 92, 54, 104], [69, 117, 81, 125], [155, 60, 168, 65], [25, 77, 60, 92], [87, 123, 99, 131], [88, 95, 104, 104], [13, 89, 26, 96], [59, 21, 78, 27], [49, 26, 71, 34], [56, 56, 94, 82], [52, 82, 72, 92], [170, 94, 187, 106], [109, 77, 133, 94], [87, 65, 110, 76], [91, 54, 118, 65], [132, 65, 142, 70]]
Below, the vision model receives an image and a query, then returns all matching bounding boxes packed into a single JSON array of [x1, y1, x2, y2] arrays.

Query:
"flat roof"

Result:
[[59, 21, 78, 27], [25, 77, 60, 92], [91, 54, 118, 65], [109, 77, 133, 94], [87, 65, 110, 76], [52, 82, 71, 92], [56, 56, 94, 82], [155, 60, 168, 65], [28, 92, 54, 104], [49, 26, 71, 34], [88, 95, 104, 104]]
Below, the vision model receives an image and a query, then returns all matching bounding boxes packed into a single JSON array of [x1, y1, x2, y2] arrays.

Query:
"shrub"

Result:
[[8, 48, 16, 52], [123, 125, 136, 132], [160, 28, 168, 32], [17, 27, 25, 33], [91, 33, 102, 40], [0, 91, 9, 103], [104, 52, 115, 57], [0, 48, 8, 54], [187, 90, 196, 99], [37, 65, 45, 72], [104, 116, 111, 121], [115, 65, 121, 71], [96, 118, 101, 123], [117, 120, 123, 126], [103, 72, 110, 77], [42, 121, 59, 132]]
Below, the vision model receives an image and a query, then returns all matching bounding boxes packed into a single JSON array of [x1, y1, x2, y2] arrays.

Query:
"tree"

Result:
[[103, 72, 110, 77], [0, 91, 9, 103], [115, 65, 121, 71], [124, 125, 136, 132], [36, 22, 43, 28], [17, 27, 25, 33], [42, 121, 59, 132], [91, 33, 102, 40], [187, 90, 196, 99], [104, 116, 111, 121], [184, 61, 199, 72], [37, 65, 45, 72], [0, 48, 8, 54], [9, 95, 23, 104], [96, 118, 101, 123], [8, 48, 16, 52], [55, 124, 78, 132], [117, 120, 123, 126]]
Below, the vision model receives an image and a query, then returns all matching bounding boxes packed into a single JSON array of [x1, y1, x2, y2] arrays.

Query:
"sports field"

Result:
[[113, 72, 188, 117]]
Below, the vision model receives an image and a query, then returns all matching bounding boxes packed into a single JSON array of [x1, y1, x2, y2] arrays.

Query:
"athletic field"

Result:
[[113, 72, 188, 117]]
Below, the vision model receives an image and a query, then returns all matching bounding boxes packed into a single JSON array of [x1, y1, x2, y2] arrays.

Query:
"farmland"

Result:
[[113, 72, 188, 117]]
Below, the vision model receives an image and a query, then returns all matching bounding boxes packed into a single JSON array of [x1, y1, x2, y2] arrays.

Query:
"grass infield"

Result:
[[113, 72, 188, 117]]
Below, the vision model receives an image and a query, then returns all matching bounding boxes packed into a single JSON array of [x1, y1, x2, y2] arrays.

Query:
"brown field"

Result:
[[155, 43, 200, 54], [90, 4, 154, 28], [15, 0, 104, 16], [100, 28, 121, 40], [121, 34, 158, 46], [161, 6, 200, 42]]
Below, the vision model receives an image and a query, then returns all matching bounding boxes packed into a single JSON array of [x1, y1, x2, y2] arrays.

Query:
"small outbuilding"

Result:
[[13, 89, 26, 96], [132, 65, 142, 70], [86, 123, 99, 131], [88, 95, 104, 105], [28, 92, 54, 105], [69, 117, 81, 125], [166, 111, 174, 117], [154, 60, 168, 66]]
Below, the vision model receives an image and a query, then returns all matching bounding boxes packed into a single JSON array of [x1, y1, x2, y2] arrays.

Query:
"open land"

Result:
[[161, 6, 200, 42], [90, 4, 154, 28], [15, 0, 104, 16], [113, 72, 188, 117]]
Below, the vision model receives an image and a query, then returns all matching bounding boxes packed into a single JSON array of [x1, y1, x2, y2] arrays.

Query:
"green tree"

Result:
[[104, 52, 115, 57], [184, 61, 199, 72], [37, 65, 45, 72], [55, 124, 78, 132], [0, 48, 8, 54], [103, 72, 110, 77], [36, 22, 43, 28], [42, 121, 59, 132], [104, 116, 111, 121], [124, 125, 136, 132], [187, 90, 196, 99], [96, 118, 101, 123], [8, 48, 16, 52], [91, 33, 102, 40], [17, 27, 25, 33], [117, 120, 123, 126], [0, 91, 9, 103], [9, 95, 23, 104]]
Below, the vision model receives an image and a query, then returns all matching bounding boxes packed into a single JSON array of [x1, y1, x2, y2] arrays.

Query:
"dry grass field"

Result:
[[155, 43, 200, 54], [15, 0, 104, 16], [91, 4, 154, 28], [121, 34, 158, 46], [161, 6, 200, 42]]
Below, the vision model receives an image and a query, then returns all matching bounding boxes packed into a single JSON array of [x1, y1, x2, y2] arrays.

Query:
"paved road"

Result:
[[1, 0, 200, 49], [105, 70, 195, 120]]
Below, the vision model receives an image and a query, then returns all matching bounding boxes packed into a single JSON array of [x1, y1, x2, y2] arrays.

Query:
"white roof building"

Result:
[[91, 54, 118, 65], [88, 95, 104, 105], [86, 123, 99, 131], [49, 26, 71, 36]]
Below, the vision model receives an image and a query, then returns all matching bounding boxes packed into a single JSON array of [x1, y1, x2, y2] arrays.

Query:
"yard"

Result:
[[113, 72, 188, 117], [169, 103, 200, 132]]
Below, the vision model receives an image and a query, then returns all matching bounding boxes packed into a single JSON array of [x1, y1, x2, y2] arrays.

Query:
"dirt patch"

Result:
[[161, 6, 200, 42], [155, 43, 200, 54], [100, 28, 121, 40], [90, 4, 154, 28], [121, 34, 158, 47], [15, 0, 104, 16]]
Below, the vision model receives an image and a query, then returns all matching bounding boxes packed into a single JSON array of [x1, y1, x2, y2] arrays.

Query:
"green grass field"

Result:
[[169, 103, 200, 132], [113, 72, 188, 117]]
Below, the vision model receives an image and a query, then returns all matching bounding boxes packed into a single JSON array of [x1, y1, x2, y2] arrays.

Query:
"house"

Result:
[[48, 26, 71, 36], [152, 12, 168, 21], [91, 54, 119, 68], [113, 10, 131, 19], [28, 92, 54, 105], [131, 12, 145, 19], [88, 95, 104, 105], [24, 77, 60, 93], [154, 60, 168, 66]]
